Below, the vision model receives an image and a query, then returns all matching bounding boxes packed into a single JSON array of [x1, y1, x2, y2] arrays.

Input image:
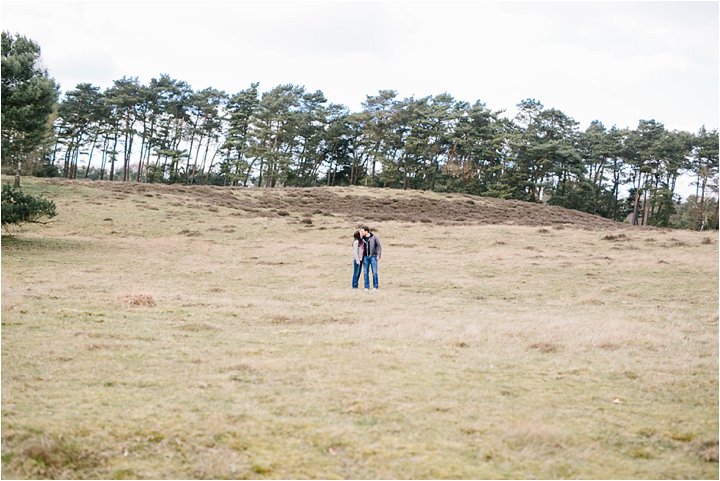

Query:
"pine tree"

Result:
[[1, 32, 59, 177], [1, 183, 57, 231]]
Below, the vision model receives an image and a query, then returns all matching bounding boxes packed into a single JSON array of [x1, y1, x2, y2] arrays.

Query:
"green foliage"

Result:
[[30, 158, 60, 178], [547, 180, 595, 212], [1, 183, 57, 230], [1, 31, 59, 167], [672, 195, 719, 230], [648, 187, 676, 227], [219, 83, 259, 186]]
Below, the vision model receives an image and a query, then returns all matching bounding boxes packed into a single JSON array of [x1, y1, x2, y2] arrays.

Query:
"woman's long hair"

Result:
[[353, 230, 362, 241]]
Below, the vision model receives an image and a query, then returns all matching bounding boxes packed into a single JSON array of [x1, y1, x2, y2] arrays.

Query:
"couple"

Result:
[[352, 225, 382, 290]]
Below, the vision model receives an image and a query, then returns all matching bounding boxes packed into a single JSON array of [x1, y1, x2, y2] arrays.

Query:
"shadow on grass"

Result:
[[1, 235, 91, 254]]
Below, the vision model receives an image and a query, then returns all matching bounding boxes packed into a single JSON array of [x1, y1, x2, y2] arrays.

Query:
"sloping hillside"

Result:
[[33, 178, 624, 229]]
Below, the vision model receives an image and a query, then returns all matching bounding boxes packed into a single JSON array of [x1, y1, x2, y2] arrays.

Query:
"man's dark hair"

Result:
[[360, 225, 371, 232]]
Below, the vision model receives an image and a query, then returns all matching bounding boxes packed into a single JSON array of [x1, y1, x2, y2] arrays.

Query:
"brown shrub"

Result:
[[119, 294, 157, 307], [178, 323, 218, 332], [17, 436, 102, 478], [602, 234, 628, 241], [529, 342, 561, 353], [598, 342, 621, 351], [691, 440, 719, 462]]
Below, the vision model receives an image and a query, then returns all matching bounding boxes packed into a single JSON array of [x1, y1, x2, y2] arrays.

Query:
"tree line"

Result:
[[2, 31, 718, 229]]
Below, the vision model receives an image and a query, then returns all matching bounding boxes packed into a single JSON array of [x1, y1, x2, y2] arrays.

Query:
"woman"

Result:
[[351, 230, 364, 289]]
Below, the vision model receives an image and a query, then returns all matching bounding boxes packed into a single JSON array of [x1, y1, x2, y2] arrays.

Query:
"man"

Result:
[[359, 225, 382, 290]]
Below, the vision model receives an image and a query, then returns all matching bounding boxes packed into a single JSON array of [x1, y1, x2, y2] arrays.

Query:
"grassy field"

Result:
[[1, 177, 718, 479]]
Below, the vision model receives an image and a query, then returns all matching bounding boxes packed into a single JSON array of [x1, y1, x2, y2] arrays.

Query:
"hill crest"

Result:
[[35, 179, 625, 230]]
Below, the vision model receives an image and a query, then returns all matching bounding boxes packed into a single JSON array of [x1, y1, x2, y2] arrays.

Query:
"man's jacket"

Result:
[[364, 234, 382, 258]]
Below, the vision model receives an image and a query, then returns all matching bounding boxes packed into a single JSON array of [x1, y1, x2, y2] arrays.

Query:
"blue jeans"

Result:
[[363, 256, 379, 289], [352, 260, 362, 288]]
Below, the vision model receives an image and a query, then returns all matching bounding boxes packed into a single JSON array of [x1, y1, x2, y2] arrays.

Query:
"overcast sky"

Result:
[[2, 0, 718, 134]]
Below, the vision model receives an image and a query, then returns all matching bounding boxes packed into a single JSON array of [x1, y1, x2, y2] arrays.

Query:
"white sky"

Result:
[[2, 0, 718, 135]]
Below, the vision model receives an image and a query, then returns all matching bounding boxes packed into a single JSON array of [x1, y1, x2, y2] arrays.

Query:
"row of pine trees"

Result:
[[51, 77, 718, 228], [2, 32, 718, 229]]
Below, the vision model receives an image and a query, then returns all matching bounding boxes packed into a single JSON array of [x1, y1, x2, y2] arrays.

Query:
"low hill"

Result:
[[28, 178, 624, 229]]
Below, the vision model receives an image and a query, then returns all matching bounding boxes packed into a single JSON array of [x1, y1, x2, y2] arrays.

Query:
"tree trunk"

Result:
[[140, 119, 157, 182], [402, 154, 409, 190], [123, 128, 134, 182], [84, 134, 98, 179], [51, 137, 60, 165], [206, 148, 220, 184], [99, 137, 109, 180], [14, 162, 21, 188], [62, 142, 72, 178], [242, 158, 257, 187], [135, 116, 150, 182], [366, 145, 378, 186], [631, 188, 641, 226], [642, 186, 651, 226], [430, 159, 441, 191], [109, 132, 119, 181], [184, 118, 199, 178], [350, 151, 358, 185], [135, 136, 144, 182], [258, 158, 264, 187], [189, 133, 205, 184], [699, 174, 707, 230], [199, 137, 211, 177], [72, 146, 80, 179]]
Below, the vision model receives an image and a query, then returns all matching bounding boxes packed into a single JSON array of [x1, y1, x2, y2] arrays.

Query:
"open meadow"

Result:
[[1, 177, 718, 479]]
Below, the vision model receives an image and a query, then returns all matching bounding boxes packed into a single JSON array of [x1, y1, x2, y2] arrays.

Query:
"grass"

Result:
[[1, 177, 718, 479]]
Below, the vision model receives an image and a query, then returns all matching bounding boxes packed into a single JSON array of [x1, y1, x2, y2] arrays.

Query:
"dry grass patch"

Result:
[[268, 314, 356, 326], [117, 294, 157, 307], [177, 322, 218, 332]]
